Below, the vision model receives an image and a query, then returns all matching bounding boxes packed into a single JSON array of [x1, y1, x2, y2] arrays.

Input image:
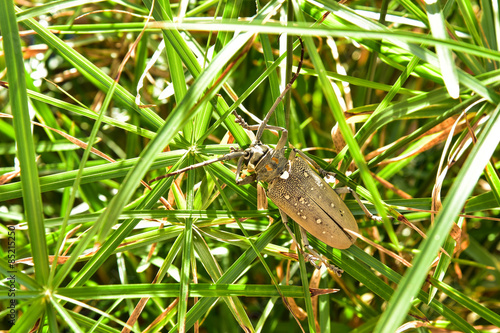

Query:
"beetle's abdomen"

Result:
[[267, 157, 359, 249]]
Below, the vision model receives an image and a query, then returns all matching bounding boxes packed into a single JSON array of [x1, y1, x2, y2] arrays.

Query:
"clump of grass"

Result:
[[1, 0, 499, 332]]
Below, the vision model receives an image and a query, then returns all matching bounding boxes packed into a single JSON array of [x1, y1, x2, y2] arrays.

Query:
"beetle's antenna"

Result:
[[255, 37, 304, 142], [149, 150, 246, 183]]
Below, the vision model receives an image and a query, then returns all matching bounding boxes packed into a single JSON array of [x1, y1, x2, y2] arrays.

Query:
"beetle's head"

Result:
[[244, 143, 271, 171]]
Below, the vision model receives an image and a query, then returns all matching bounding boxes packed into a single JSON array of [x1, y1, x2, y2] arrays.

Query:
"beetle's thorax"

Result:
[[243, 142, 289, 183]]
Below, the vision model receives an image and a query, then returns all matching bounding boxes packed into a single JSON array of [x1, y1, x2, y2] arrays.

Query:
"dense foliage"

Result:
[[1, 0, 499, 332]]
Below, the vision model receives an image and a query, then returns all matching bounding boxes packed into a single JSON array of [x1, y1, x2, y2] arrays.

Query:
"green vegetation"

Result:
[[1, 0, 499, 332]]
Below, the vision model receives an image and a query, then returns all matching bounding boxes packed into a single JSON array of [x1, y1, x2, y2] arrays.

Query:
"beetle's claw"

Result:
[[328, 264, 344, 277], [318, 257, 343, 276], [234, 114, 249, 129]]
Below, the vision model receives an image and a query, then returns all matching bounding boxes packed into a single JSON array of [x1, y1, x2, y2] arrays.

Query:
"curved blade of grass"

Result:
[[294, 223, 316, 332], [193, 232, 254, 331], [455, 0, 485, 48], [53, 79, 119, 283]]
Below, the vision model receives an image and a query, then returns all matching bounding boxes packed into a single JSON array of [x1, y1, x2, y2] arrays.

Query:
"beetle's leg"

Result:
[[279, 210, 344, 275], [279, 210, 321, 269], [236, 173, 258, 185], [334, 187, 382, 222], [235, 113, 286, 133], [235, 113, 289, 151], [254, 38, 304, 142], [234, 113, 260, 131], [299, 227, 344, 276]]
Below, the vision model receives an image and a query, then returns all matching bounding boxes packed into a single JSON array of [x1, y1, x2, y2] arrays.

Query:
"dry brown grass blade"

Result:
[[346, 228, 412, 268], [0, 169, 20, 184], [371, 172, 413, 199], [138, 298, 179, 333], [365, 115, 473, 165], [431, 110, 474, 255], [0, 155, 40, 184]]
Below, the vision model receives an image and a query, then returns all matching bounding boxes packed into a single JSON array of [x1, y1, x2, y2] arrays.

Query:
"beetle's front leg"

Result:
[[235, 173, 257, 185], [234, 113, 288, 151], [334, 187, 382, 222]]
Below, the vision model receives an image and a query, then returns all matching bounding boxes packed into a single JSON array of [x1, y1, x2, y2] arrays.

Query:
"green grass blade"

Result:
[[0, 0, 50, 284]]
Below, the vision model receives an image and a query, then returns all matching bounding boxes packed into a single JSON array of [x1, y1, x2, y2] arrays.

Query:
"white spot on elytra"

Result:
[[330, 203, 335, 208], [316, 219, 322, 224], [303, 172, 309, 177], [280, 171, 290, 179], [301, 215, 307, 220], [285, 195, 290, 200]]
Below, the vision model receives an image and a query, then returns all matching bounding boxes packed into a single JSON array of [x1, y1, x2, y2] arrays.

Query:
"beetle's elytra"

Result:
[[151, 39, 378, 273], [266, 152, 358, 250]]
